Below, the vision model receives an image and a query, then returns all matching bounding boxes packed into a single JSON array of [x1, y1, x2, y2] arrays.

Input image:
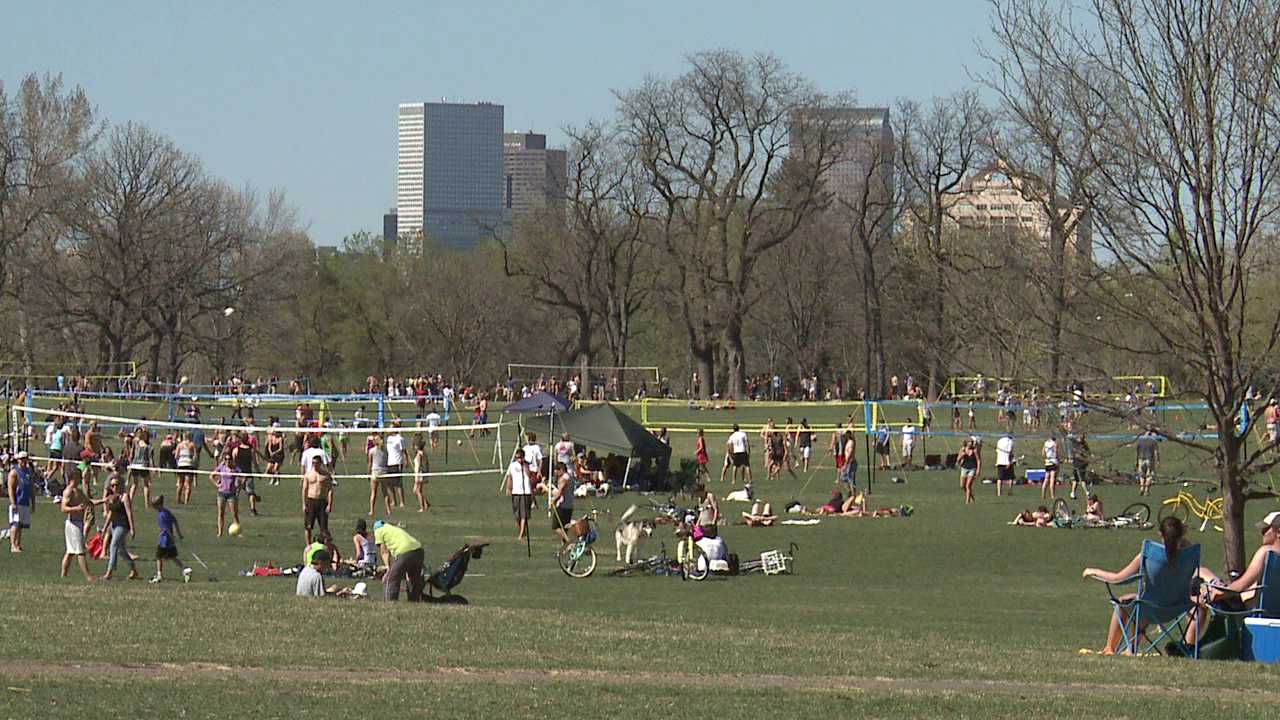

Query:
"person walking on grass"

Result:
[[694, 429, 711, 483], [958, 437, 980, 505], [149, 495, 191, 584], [101, 475, 138, 580], [385, 421, 407, 509], [7, 451, 36, 553], [502, 448, 534, 541], [726, 424, 751, 487], [127, 427, 154, 508], [995, 432, 1015, 497], [1068, 433, 1092, 500], [302, 455, 334, 545], [550, 461, 575, 547], [796, 420, 814, 473], [1135, 429, 1159, 496], [367, 434, 392, 517], [212, 453, 239, 537], [60, 471, 100, 583], [412, 437, 430, 513]]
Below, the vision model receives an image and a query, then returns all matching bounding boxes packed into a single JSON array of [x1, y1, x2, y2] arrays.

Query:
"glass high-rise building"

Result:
[[397, 101, 504, 249]]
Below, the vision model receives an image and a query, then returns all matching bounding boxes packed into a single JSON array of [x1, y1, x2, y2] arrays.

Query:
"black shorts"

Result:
[[155, 544, 178, 560], [511, 494, 532, 521], [553, 506, 573, 530], [304, 498, 329, 532], [731, 452, 749, 468], [1044, 463, 1058, 474], [998, 465, 1015, 481]]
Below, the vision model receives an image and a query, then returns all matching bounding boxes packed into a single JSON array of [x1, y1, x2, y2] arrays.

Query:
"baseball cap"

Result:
[[1256, 511, 1280, 533], [373, 520, 385, 531], [15, 451, 28, 460]]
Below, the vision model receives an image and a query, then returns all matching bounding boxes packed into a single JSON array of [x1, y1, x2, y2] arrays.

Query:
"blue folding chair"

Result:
[[1095, 539, 1201, 655], [1198, 550, 1280, 659]]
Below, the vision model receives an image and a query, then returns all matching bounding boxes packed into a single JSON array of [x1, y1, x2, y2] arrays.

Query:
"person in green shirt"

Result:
[[373, 520, 424, 601]]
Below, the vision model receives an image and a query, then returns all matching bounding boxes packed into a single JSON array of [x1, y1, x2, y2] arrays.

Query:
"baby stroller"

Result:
[[422, 542, 488, 604]]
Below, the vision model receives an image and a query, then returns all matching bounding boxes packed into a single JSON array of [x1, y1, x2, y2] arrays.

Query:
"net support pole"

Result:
[[622, 456, 633, 490], [24, 387, 32, 426], [377, 395, 385, 428], [864, 401, 875, 494]]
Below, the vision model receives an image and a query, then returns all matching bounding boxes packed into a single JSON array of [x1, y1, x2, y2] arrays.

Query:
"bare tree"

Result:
[[989, 0, 1280, 571], [617, 50, 853, 398], [898, 91, 991, 398]]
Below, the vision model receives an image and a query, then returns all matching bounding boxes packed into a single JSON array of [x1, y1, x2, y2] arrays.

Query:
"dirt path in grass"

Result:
[[3, 661, 1277, 700]]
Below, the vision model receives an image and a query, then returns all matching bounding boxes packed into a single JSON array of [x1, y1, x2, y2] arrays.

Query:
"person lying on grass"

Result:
[[1011, 507, 1053, 527], [1080, 516, 1189, 655], [742, 502, 776, 527]]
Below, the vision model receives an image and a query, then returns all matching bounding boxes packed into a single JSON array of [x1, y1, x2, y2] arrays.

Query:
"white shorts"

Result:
[[64, 518, 86, 555], [902, 442, 914, 454], [801, 447, 812, 460], [8, 504, 31, 529]]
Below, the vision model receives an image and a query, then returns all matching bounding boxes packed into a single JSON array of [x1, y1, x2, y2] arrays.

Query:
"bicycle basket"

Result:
[[760, 550, 789, 575], [568, 517, 591, 538]]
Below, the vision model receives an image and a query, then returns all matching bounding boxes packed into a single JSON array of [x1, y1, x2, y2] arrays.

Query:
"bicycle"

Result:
[[1052, 499, 1151, 529], [556, 509, 605, 578], [649, 499, 709, 581], [608, 542, 678, 577], [738, 543, 799, 575], [1158, 486, 1223, 532]]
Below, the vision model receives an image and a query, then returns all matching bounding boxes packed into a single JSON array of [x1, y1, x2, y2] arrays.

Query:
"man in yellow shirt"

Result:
[[373, 520, 425, 601]]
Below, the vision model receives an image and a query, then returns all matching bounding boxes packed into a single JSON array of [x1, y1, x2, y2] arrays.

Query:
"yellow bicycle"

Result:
[[1158, 486, 1223, 532]]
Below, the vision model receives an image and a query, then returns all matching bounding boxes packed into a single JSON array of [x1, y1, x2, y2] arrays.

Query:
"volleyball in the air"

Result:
[[223, 307, 236, 317], [456, 439, 462, 446], [228, 522, 242, 537]]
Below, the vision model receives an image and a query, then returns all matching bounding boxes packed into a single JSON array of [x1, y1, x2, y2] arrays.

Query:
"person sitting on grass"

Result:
[[295, 550, 351, 598], [1085, 494, 1105, 525], [839, 490, 868, 517], [695, 524, 728, 567], [813, 490, 844, 515], [742, 502, 776, 527], [1081, 516, 1189, 655], [351, 518, 378, 573]]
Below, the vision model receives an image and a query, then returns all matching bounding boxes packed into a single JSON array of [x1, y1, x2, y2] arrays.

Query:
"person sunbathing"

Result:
[[1012, 506, 1053, 527], [813, 490, 844, 515], [839, 492, 868, 517], [1085, 494, 1105, 525], [742, 502, 776, 527]]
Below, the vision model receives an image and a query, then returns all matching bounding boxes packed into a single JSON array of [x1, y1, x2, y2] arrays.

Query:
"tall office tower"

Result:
[[396, 101, 504, 249], [791, 106, 896, 238], [503, 132, 568, 224]]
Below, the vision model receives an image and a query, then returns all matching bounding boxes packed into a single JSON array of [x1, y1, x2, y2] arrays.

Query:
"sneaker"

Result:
[[148, 575, 163, 584], [183, 567, 193, 584]]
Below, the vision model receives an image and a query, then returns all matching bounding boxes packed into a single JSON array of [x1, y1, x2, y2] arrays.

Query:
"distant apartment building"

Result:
[[503, 132, 567, 224], [943, 164, 1092, 260], [382, 210, 397, 244], [396, 101, 504, 249], [791, 106, 896, 234]]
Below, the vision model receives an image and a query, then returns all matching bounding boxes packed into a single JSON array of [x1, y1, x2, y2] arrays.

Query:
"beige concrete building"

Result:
[[943, 165, 1091, 259], [503, 132, 567, 224]]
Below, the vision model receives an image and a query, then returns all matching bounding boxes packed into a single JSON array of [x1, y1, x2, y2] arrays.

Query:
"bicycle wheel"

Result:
[[681, 542, 709, 581], [557, 543, 596, 578], [1158, 499, 1189, 524], [1116, 502, 1151, 527], [1052, 498, 1072, 525]]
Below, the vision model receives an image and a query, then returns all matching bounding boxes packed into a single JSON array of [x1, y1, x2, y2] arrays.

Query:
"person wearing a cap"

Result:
[[1196, 511, 1280, 610], [7, 451, 37, 553], [373, 520, 425, 601]]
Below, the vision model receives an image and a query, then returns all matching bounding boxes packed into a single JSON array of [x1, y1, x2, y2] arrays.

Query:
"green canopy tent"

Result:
[[557, 403, 671, 489]]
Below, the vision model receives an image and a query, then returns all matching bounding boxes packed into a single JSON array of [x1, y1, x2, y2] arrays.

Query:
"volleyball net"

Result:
[[0, 360, 138, 383], [944, 374, 1171, 400], [9, 403, 509, 482], [636, 398, 923, 432], [507, 363, 661, 400]]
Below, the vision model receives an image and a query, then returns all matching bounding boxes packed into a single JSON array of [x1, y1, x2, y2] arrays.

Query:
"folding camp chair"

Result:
[[1094, 539, 1201, 655], [1195, 550, 1280, 660]]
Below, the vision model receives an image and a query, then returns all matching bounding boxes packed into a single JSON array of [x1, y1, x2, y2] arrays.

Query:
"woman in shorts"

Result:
[[957, 438, 980, 505], [694, 429, 710, 483], [175, 432, 197, 505], [264, 429, 284, 486], [211, 453, 239, 537], [412, 437, 429, 513], [128, 427, 154, 507]]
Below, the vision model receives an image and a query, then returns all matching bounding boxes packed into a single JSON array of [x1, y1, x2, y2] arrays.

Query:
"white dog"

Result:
[[614, 504, 654, 564], [724, 483, 754, 503]]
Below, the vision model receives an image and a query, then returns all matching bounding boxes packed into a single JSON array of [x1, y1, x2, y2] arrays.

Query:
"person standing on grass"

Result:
[[7, 451, 36, 553], [211, 453, 239, 537], [302, 456, 334, 545], [1135, 429, 1159, 496], [1068, 433, 1092, 500], [367, 434, 391, 517], [425, 407, 442, 450], [233, 429, 260, 516], [149, 495, 191, 584], [127, 427, 153, 507], [694, 429, 711, 482], [522, 432, 545, 487], [900, 424, 916, 470], [412, 437, 430, 513], [100, 475, 138, 580], [1041, 433, 1059, 500], [840, 430, 859, 493], [385, 422, 407, 509], [502, 448, 534, 541], [60, 471, 100, 583], [958, 438, 980, 505], [726, 424, 751, 487], [84, 421, 106, 493], [263, 428, 284, 487], [995, 432, 1015, 497], [550, 462, 575, 547]]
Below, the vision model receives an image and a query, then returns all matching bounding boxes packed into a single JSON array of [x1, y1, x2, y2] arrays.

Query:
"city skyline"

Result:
[[3, 1, 997, 246]]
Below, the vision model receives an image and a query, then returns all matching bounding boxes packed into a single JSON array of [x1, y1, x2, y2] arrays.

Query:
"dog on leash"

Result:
[[724, 483, 753, 503], [614, 504, 654, 564]]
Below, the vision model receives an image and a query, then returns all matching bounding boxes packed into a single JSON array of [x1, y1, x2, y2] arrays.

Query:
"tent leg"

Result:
[[622, 456, 633, 491]]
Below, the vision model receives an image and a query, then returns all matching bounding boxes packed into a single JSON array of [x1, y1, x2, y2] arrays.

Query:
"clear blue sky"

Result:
[[4, 1, 994, 246]]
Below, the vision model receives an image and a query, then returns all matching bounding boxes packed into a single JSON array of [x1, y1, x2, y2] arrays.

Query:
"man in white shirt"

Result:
[[1041, 436, 1059, 499], [553, 433, 574, 471], [424, 409, 441, 449], [503, 448, 534, 540], [996, 433, 1015, 497], [522, 432, 545, 485], [901, 425, 916, 469], [300, 436, 331, 476], [441, 385, 455, 422], [385, 423, 406, 509], [725, 424, 751, 486]]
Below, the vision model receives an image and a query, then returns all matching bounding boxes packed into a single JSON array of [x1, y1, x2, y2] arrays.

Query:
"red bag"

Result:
[[87, 531, 106, 559]]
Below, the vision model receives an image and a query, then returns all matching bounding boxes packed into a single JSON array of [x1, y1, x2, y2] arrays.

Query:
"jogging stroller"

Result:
[[422, 542, 488, 604]]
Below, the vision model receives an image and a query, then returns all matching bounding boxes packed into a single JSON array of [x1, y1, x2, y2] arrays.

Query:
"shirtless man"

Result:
[[60, 471, 101, 582], [84, 421, 106, 491], [301, 456, 334, 545]]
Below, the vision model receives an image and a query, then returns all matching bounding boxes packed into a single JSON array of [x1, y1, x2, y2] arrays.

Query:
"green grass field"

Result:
[[3, 398, 1279, 718]]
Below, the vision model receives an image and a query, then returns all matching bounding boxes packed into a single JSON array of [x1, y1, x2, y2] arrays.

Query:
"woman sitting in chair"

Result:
[[1189, 511, 1280, 632], [1081, 516, 1189, 654]]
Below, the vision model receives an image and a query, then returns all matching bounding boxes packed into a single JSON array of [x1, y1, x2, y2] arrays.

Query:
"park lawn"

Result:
[[2, 397, 1278, 717]]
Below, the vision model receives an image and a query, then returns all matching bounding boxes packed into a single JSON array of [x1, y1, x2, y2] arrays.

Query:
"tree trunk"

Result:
[[694, 344, 715, 400], [724, 319, 745, 400]]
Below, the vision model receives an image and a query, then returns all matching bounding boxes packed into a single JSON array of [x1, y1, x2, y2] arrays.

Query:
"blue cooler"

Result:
[[1025, 469, 1046, 483], [1244, 617, 1280, 662]]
